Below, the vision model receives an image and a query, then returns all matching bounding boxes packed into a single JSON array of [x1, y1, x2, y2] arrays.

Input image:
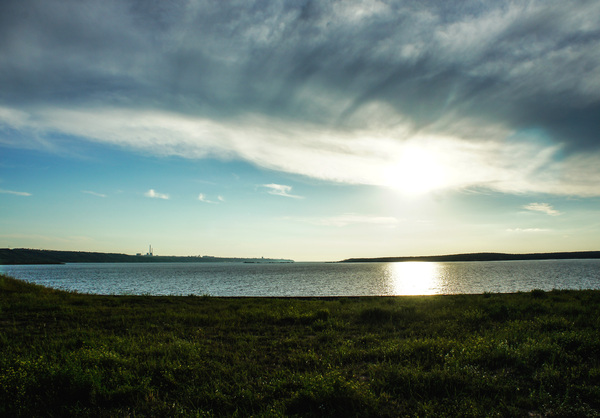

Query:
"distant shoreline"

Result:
[[0, 248, 294, 265], [341, 251, 600, 263], [2, 248, 599, 265]]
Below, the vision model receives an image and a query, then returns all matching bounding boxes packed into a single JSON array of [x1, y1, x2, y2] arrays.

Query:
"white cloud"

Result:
[[0, 188, 31, 196], [0, 233, 93, 243], [523, 202, 562, 216], [0, 0, 599, 198], [262, 183, 303, 199], [0, 106, 30, 129], [506, 228, 550, 233], [1, 105, 599, 197], [144, 189, 169, 200], [198, 193, 218, 204], [292, 213, 400, 227], [82, 190, 107, 198]]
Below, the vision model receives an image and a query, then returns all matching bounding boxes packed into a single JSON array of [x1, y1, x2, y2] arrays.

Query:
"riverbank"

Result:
[[0, 248, 294, 265], [2, 274, 599, 416], [341, 250, 600, 263]]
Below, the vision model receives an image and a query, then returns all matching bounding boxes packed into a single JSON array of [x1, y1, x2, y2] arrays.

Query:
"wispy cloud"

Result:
[[0, 233, 93, 243], [292, 213, 400, 228], [2, 105, 597, 196], [506, 228, 550, 233], [523, 203, 562, 216], [144, 189, 169, 200], [198, 193, 220, 204], [1, 1, 600, 196], [262, 184, 303, 199], [82, 190, 107, 198], [0, 188, 31, 196]]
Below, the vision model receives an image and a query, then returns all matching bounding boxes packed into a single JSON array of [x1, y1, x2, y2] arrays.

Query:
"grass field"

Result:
[[1, 273, 600, 417]]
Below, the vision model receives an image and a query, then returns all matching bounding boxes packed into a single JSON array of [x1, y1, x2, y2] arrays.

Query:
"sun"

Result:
[[383, 144, 446, 195]]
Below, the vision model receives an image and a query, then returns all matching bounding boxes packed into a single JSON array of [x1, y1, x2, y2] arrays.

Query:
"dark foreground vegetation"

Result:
[[1, 274, 600, 417]]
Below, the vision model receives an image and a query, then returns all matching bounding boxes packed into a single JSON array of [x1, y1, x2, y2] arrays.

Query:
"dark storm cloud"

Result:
[[1, 0, 599, 151]]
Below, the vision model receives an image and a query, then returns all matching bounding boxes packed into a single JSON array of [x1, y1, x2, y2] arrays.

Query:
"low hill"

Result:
[[0, 248, 293, 265], [341, 251, 600, 263]]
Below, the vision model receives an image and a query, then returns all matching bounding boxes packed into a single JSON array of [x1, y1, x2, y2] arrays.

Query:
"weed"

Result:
[[531, 289, 547, 299], [2, 274, 600, 416]]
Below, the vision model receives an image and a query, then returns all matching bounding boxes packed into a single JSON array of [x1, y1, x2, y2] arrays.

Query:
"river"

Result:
[[2, 259, 600, 296]]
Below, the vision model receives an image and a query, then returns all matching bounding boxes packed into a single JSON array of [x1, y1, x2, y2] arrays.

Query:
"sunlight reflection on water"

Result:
[[386, 262, 443, 295]]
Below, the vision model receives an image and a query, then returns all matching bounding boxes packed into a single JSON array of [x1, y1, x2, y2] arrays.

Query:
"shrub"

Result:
[[530, 289, 547, 299]]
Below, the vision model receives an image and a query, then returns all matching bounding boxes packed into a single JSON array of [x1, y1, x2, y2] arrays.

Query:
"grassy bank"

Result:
[[1, 274, 600, 417]]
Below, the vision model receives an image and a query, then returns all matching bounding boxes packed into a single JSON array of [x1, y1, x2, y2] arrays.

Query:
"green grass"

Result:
[[1, 273, 600, 417]]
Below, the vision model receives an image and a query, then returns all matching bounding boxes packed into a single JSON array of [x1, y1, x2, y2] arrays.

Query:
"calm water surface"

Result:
[[2, 259, 600, 296]]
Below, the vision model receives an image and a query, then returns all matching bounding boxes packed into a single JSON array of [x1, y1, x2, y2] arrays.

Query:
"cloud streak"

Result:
[[523, 203, 562, 216], [1, 0, 599, 196], [506, 228, 550, 233], [82, 190, 107, 198], [144, 189, 169, 200], [292, 213, 400, 228], [262, 184, 303, 199], [0, 188, 31, 196], [198, 193, 220, 204]]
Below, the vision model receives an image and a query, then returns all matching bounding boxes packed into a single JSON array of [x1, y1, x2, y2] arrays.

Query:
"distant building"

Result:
[[145, 245, 153, 257]]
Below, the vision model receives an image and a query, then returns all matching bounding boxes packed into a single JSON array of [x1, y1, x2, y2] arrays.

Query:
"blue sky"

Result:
[[1, 0, 600, 261]]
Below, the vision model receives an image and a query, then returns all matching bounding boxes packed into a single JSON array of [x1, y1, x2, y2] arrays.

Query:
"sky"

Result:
[[1, 0, 600, 261]]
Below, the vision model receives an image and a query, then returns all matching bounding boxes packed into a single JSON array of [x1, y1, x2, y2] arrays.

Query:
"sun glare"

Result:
[[387, 262, 441, 295], [384, 145, 446, 195]]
